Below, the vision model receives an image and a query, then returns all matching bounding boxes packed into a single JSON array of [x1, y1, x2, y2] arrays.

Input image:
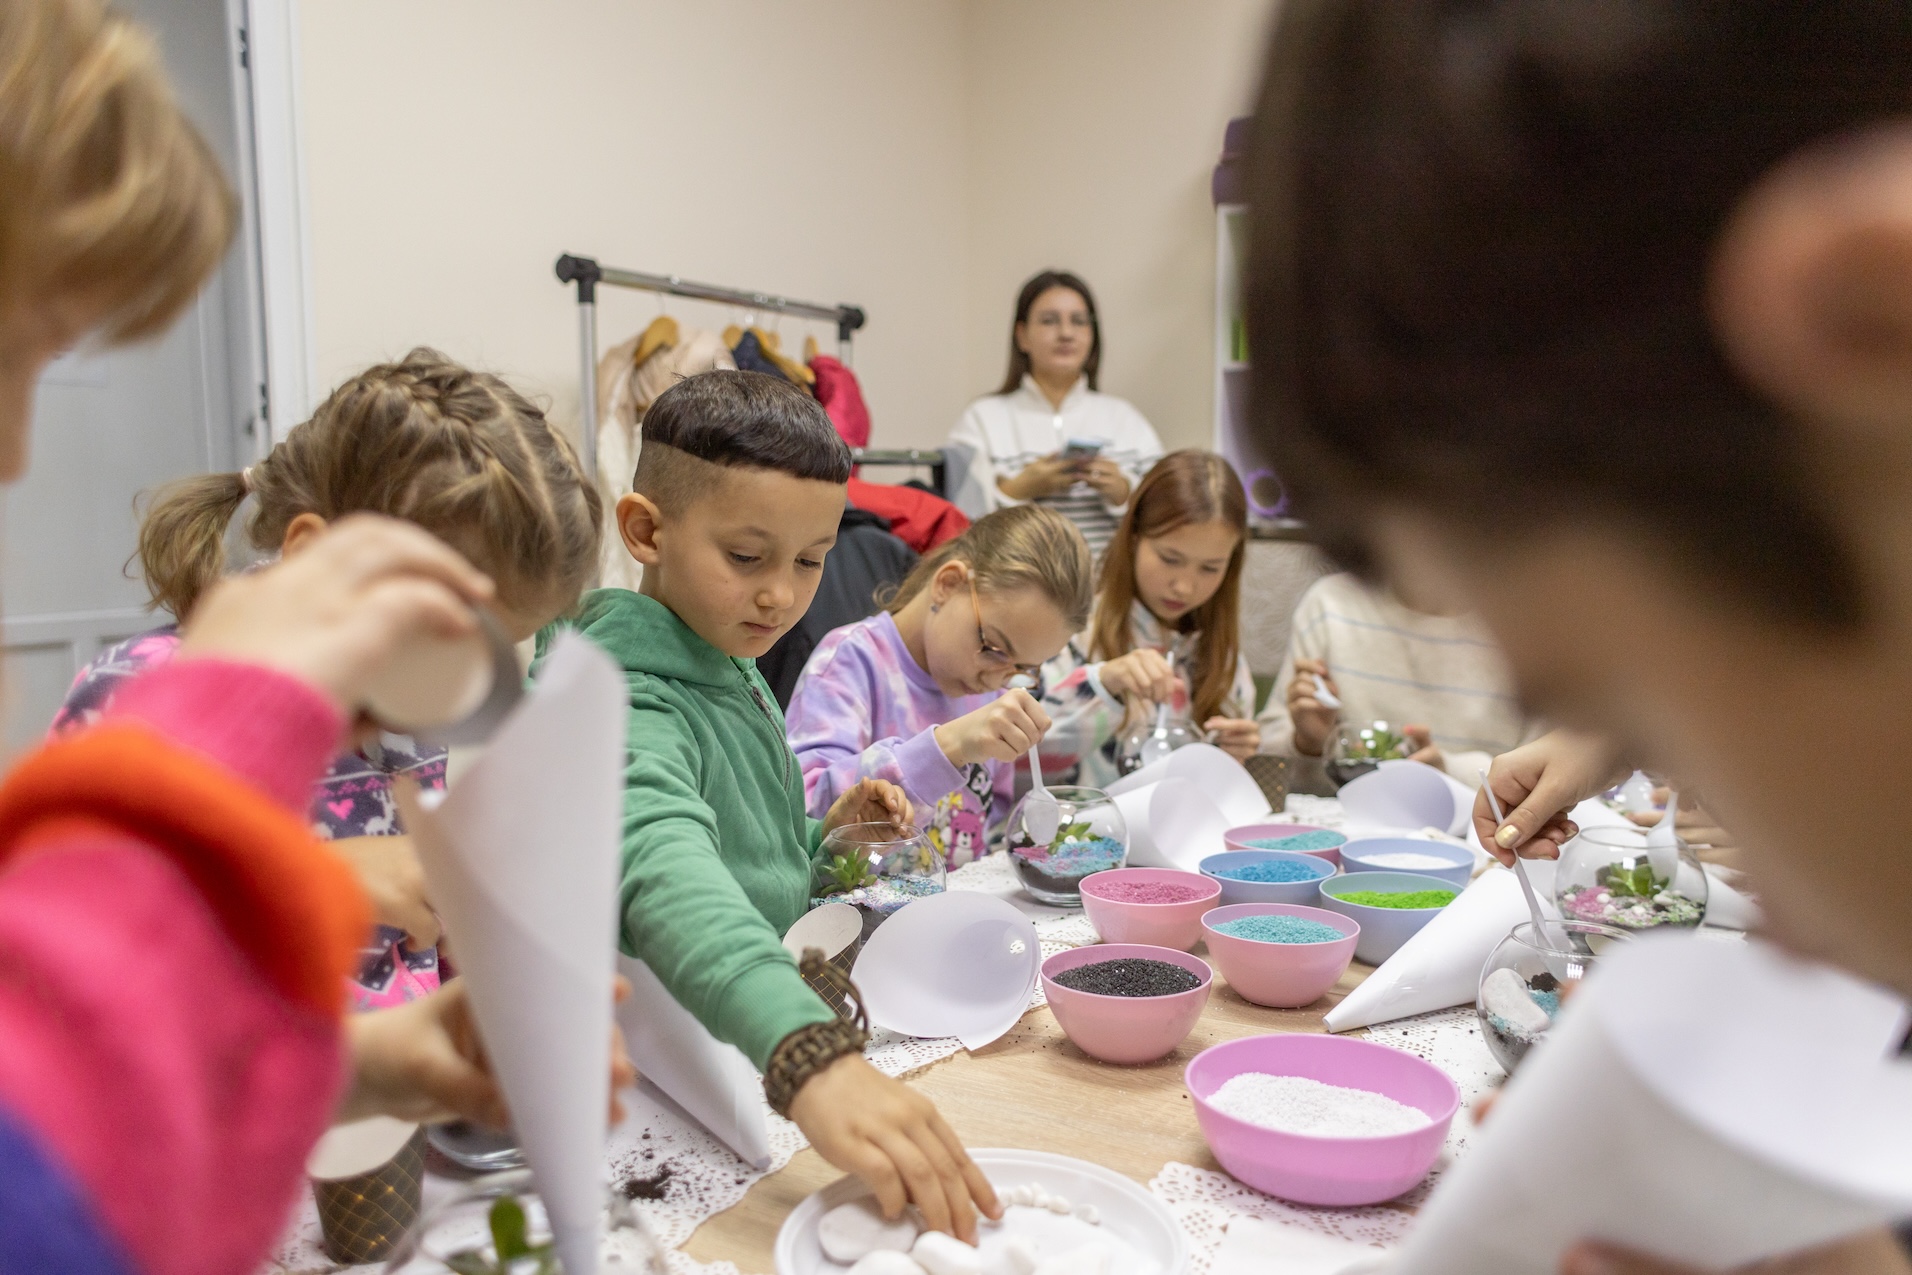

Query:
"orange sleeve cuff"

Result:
[[0, 723, 369, 1017]]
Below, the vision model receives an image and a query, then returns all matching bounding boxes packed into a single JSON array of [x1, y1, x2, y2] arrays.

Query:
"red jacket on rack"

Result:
[[846, 477, 968, 554]]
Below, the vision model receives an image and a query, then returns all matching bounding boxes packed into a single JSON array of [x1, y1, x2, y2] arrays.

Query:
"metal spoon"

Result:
[[1479, 767, 1565, 952]]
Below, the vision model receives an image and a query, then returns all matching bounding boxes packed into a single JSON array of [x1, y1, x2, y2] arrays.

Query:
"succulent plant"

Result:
[[443, 1197, 558, 1274]]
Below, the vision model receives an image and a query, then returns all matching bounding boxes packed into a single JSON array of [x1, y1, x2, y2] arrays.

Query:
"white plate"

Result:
[[774, 1148, 1188, 1275]]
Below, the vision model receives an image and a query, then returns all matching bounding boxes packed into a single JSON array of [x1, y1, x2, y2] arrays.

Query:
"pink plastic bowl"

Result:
[[1079, 868, 1222, 951], [1201, 903, 1359, 1009], [1041, 943, 1213, 1065], [1185, 1033, 1459, 1206], [1223, 822, 1346, 868]]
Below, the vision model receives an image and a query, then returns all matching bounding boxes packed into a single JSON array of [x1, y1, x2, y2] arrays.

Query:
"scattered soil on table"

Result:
[[621, 1163, 676, 1200]]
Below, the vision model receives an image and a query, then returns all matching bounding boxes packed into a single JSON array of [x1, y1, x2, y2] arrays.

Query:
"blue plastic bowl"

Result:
[[1317, 871, 1460, 966], [1339, 837, 1474, 890], [1198, 849, 1336, 907]]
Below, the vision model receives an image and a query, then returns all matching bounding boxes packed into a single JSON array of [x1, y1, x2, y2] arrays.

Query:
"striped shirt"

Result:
[[1258, 573, 1539, 784], [945, 375, 1163, 560]]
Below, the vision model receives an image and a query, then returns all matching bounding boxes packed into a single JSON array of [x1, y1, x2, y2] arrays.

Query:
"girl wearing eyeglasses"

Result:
[[786, 506, 1093, 867]]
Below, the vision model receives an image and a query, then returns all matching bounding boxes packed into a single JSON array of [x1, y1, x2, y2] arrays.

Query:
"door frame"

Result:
[[231, 0, 317, 441]]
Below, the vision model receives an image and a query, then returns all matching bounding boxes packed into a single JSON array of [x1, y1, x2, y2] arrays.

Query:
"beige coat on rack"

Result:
[[594, 319, 736, 592]]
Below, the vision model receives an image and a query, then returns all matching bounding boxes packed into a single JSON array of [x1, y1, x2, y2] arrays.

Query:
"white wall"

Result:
[[298, 1, 1277, 454], [961, 0, 1275, 450]]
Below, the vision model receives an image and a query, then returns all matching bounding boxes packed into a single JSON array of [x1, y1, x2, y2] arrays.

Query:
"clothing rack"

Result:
[[555, 253, 868, 481], [852, 448, 948, 497]]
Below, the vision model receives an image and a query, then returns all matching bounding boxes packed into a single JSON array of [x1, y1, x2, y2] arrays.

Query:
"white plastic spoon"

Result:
[[1479, 767, 1565, 952], [1137, 653, 1180, 768], [1312, 673, 1342, 710], [1007, 674, 1061, 845]]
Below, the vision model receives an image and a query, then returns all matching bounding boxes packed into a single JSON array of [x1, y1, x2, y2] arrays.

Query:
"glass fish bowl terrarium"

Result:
[[1115, 708, 1202, 775], [381, 1168, 659, 1273], [1554, 827, 1707, 931], [1476, 919, 1629, 1073], [810, 821, 946, 940], [1324, 720, 1413, 788], [1004, 785, 1128, 905]]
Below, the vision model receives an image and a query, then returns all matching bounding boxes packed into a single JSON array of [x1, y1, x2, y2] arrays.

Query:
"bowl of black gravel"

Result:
[[1040, 943, 1214, 1065]]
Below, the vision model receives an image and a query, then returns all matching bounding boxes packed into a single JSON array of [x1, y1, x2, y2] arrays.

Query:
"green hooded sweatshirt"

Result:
[[541, 588, 835, 1069]]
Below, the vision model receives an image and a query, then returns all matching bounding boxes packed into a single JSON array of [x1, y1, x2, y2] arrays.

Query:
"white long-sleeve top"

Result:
[[945, 375, 1164, 559], [1258, 573, 1540, 786]]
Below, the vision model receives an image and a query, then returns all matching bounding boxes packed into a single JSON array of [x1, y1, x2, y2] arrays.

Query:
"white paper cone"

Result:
[[1395, 937, 1912, 1274], [1114, 778, 1229, 872], [1105, 744, 1269, 826], [1338, 761, 1461, 836], [416, 634, 624, 1275], [614, 954, 771, 1168], [853, 892, 1039, 1049], [1324, 869, 1532, 1032], [1704, 868, 1761, 931], [1105, 754, 1179, 798]]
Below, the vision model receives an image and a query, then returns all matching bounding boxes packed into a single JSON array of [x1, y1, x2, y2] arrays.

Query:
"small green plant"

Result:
[[817, 849, 878, 896], [1346, 725, 1409, 761], [1596, 858, 1668, 899], [1055, 820, 1094, 845], [443, 1197, 557, 1274]]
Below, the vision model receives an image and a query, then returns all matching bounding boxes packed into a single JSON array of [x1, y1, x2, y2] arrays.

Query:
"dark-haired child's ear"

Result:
[[1712, 124, 1912, 447], [279, 511, 330, 559], [617, 492, 666, 566]]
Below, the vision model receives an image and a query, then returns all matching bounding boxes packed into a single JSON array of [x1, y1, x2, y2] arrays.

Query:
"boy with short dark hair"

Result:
[[559, 370, 998, 1239]]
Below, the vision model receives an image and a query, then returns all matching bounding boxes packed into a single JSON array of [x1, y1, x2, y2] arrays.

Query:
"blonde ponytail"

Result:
[[136, 470, 248, 620]]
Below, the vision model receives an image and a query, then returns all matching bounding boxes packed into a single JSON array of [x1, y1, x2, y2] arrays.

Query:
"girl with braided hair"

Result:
[[53, 347, 602, 1009]]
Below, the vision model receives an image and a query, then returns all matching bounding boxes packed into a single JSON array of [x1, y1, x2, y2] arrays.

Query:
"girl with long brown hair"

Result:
[[1039, 450, 1261, 787]]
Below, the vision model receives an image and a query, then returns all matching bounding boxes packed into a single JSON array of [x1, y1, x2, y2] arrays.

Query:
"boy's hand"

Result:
[[1286, 658, 1339, 756], [823, 778, 911, 836], [338, 977, 638, 1128], [788, 1053, 1001, 1243], [1204, 717, 1261, 761], [331, 834, 440, 948], [1096, 649, 1179, 704], [934, 689, 1051, 766]]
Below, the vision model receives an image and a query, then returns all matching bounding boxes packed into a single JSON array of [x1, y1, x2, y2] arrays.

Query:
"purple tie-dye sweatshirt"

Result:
[[786, 611, 1010, 868]]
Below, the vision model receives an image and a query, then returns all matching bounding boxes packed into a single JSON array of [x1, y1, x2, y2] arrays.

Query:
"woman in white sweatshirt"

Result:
[[946, 270, 1164, 560]]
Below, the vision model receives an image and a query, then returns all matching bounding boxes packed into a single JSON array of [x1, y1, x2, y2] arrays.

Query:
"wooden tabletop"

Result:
[[682, 955, 1386, 1273]]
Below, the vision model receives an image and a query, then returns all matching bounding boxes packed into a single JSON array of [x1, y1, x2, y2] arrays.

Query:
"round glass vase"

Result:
[[1476, 919, 1630, 1074], [1003, 785, 1128, 905], [1554, 827, 1708, 931], [1115, 712, 1202, 775], [1324, 719, 1414, 789], [810, 821, 945, 940], [380, 1168, 658, 1274]]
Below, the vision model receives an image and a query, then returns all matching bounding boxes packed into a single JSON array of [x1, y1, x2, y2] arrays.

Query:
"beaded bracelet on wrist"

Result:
[[763, 947, 872, 1117]]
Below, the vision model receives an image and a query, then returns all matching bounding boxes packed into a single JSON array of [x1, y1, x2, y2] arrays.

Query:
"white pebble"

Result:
[[1481, 967, 1552, 1037], [820, 1200, 921, 1264], [1044, 1197, 1071, 1215], [1072, 1204, 1100, 1225], [852, 1253, 930, 1275], [1208, 1073, 1432, 1138], [984, 1237, 1040, 1275], [913, 1231, 983, 1275], [1033, 1245, 1113, 1275]]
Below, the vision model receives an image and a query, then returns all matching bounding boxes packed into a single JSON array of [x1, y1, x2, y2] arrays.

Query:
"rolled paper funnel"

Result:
[[1393, 936, 1912, 1273], [1113, 777, 1230, 872], [1338, 761, 1471, 837], [1323, 869, 1532, 1032], [1106, 743, 1270, 826], [414, 634, 625, 1275], [853, 891, 1039, 1049], [615, 954, 771, 1169]]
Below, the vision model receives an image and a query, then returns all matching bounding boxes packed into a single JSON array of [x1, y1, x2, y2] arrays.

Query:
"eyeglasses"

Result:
[[969, 577, 1043, 678]]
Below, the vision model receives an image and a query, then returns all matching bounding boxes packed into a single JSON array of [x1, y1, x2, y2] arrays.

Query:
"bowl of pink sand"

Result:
[[1079, 868, 1222, 951]]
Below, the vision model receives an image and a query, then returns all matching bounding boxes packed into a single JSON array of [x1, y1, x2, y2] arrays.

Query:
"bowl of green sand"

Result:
[[1316, 871, 1460, 966]]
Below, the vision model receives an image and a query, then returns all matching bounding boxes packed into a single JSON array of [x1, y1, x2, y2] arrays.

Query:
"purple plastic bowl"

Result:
[[1223, 822, 1346, 868], [1080, 868, 1222, 951], [1185, 1033, 1458, 1206], [1201, 903, 1359, 1008], [1041, 943, 1213, 1065]]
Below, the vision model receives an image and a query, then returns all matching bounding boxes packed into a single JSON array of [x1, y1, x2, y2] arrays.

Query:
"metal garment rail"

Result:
[[554, 253, 867, 481]]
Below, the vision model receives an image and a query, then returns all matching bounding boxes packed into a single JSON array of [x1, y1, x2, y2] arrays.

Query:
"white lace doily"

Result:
[[265, 854, 1098, 1274]]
